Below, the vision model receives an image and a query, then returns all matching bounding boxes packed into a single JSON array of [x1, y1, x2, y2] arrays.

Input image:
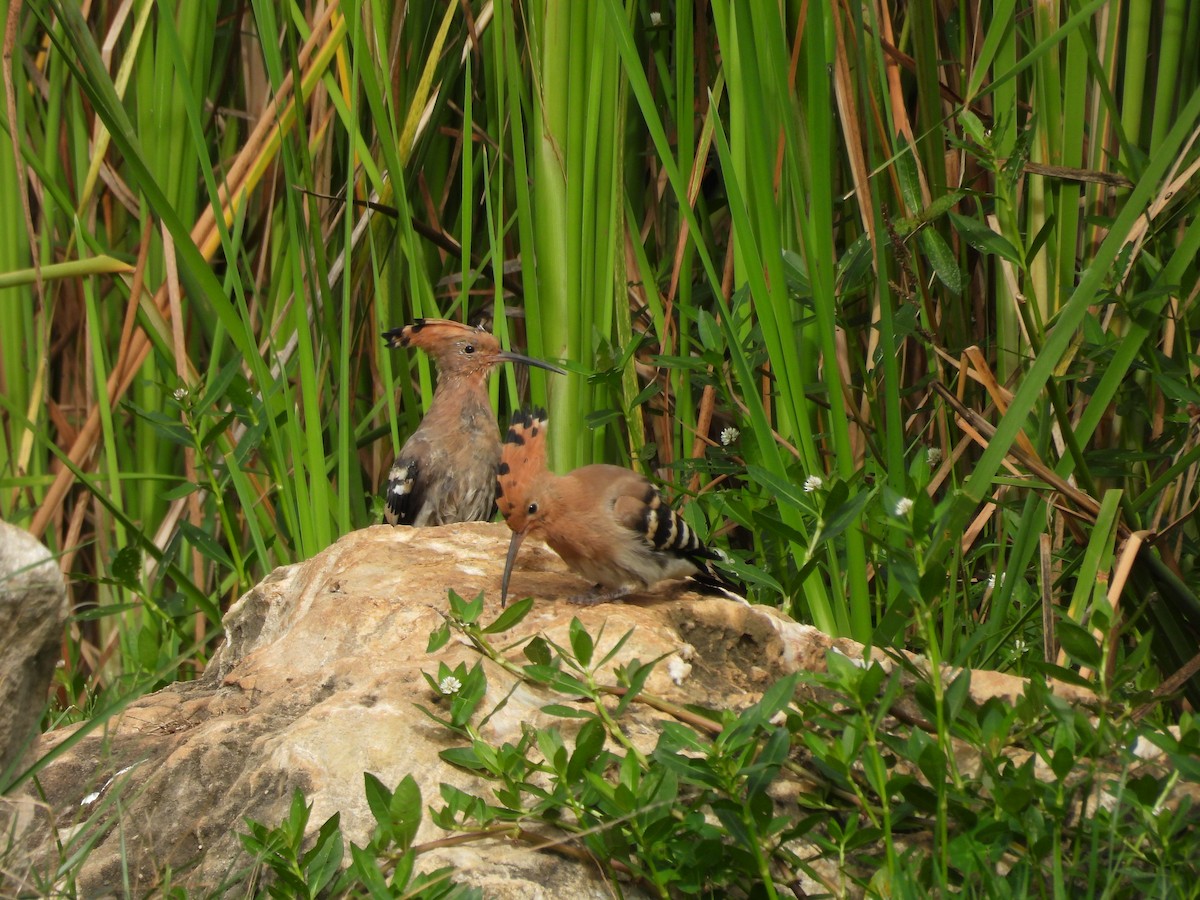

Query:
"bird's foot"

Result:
[[566, 585, 633, 605]]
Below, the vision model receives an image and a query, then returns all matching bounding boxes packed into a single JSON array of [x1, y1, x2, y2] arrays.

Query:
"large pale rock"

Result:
[[22, 523, 816, 896], [9, 523, 1117, 896], [0, 520, 68, 777]]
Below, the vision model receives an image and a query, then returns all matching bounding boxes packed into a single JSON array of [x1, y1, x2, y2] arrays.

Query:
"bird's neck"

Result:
[[429, 370, 488, 400]]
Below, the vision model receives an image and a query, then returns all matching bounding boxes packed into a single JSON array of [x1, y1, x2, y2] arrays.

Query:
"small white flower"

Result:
[[649, 11, 662, 25], [1013, 638, 1027, 654], [803, 475, 823, 493], [894, 497, 914, 516], [987, 573, 996, 589], [720, 426, 740, 446], [926, 447, 943, 467], [439, 675, 462, 695], [173, 387, 188, 402]]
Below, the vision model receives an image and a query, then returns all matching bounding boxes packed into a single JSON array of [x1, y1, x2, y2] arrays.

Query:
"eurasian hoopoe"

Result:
[[496, 407, 743, 606], [382, 320, 564, 526]]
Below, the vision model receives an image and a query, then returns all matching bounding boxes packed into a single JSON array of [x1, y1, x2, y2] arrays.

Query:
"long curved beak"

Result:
[[500, 529, 528, 608], [494, 350, 567, 375]]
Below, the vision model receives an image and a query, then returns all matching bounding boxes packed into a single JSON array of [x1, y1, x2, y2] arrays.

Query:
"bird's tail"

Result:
[[640, 488, 747, 602], [686, 548, 748, 603]]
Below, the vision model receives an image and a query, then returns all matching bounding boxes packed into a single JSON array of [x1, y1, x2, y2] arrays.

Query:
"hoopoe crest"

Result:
[[382, 320, 564, 527], [496, 408, 742, 606]]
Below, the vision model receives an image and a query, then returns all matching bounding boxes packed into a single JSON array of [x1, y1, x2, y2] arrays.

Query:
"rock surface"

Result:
[[7, 523, 1109, 896], [0, 519, 68, 778]]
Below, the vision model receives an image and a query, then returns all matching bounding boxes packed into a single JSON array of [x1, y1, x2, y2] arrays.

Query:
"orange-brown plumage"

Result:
[[497, 408, 740, 605], [382, 320, 563, 526]]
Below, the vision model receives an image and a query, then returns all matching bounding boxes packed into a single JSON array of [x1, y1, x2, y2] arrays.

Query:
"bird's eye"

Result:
[[463, 343, 476, 354], [527, 502, 538, 515]]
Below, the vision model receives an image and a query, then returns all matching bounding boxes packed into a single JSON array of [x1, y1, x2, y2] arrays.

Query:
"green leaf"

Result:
[[392, 849, 416, 891], [522, 663, 562, 685], [302, 812, 343, 894], [537, 729, 568, 774], [595, 627, 636, 668], [568, 617, 594, 667], [363, 772, 393, 839], [110, 546, 142, 590], [439, 746, 487, 771], [122, 401, 192, 446], [567, 718, 607, 781], [755, 672, 800, 722], [178, 521, 234, 570], [450, 663, 487, 727], [426, 621, 451, 652], [949, 211, 1023, 265], [746, 464, 814, 513], [944, 670, 972, 724], [391, 774, 422, 851], [1042, 745, 1073, 784], [483, 597, 534, 633], [160, 481, 200, 501], [746, 727, 790, 798], [547, 671, 591, 696], [524, 636, 552, 666], [958, 108, 989, 146], [614, 658, 656, 715], [448, 590, 486, 624], [836, 232, 874, 291], [918, 190, 967, 224], [541, 703, 594, 719], [711, 799, 754, 850], [656, 721, 709, 754], [347, 843, 391, 899], [696, 308, 722, 352], [894, 144, 924, 216], [916, 741, 947, 786], [918, 228, 962, 295], [1055, 619, 1102, 670], [285, 788, 311, 842], [817, 483, 873, 544]]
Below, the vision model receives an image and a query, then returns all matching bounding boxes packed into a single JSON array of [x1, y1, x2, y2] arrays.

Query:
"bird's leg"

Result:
[[566, 584, 634, 605]]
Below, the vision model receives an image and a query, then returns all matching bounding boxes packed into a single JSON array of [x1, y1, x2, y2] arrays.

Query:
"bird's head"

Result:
[[382, 319, 564, 378], [497, 407, 550, 605]]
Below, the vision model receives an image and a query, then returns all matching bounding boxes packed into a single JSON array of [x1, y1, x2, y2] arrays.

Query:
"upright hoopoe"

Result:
[[382, 320, 564, 526], [495, 407, 743, 606]]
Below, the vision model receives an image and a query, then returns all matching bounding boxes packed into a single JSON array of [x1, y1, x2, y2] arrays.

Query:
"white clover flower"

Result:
[[893, 497, 914, 516], [720, 426, 740, 446], [803, 475, 823, 493], [926, 447, 943, 467], [173, 387, 189, 402], [439, 675, 462, 695]]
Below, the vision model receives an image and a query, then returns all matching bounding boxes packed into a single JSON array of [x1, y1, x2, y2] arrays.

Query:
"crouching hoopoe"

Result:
[[496, 407, 743, 606], [382, 320, 565, 526]]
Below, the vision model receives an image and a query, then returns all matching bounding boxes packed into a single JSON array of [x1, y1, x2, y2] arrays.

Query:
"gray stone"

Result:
[[0, 520, 68, 779]]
